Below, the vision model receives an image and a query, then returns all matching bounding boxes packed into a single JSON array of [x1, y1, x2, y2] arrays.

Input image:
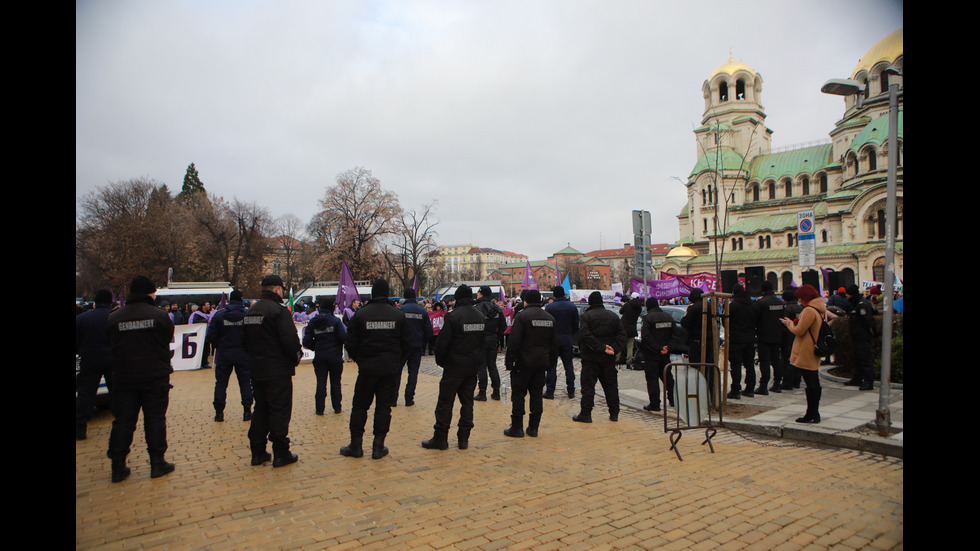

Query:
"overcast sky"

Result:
[[76, 0, 903, 262]]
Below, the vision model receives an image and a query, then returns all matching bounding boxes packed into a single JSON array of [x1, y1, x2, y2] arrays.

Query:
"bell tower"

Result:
[[697, 53, 771, 160]]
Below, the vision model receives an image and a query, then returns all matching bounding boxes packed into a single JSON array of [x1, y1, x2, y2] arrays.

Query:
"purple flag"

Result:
[[413, 275, 418, 295], [554, 260, 561, 287], [522, 260, 539, 290], [337, 259, 360, 310]]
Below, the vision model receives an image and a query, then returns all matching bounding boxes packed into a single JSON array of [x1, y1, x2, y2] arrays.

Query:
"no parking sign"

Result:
[[797, 210, 816, 267]]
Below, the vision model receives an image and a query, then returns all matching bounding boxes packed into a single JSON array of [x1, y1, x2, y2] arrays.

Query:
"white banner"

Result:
[[171, 322, 315, 371]]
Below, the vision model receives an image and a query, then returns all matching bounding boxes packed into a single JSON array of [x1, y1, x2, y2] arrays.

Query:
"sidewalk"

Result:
[[76, 355, 904, 550]]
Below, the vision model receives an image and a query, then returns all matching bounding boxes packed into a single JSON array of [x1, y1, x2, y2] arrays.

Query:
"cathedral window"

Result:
[[719, 81, 728, 102]]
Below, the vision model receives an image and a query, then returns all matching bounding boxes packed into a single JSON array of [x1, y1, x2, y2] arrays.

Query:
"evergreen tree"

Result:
[[178, 162, 206, 203]]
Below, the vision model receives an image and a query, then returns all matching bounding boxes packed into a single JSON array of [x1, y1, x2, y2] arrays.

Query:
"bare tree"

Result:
[[271, 213, 307, 290], [382, 201, 439, 293], [228, 199, 271, 292], [312, 167, 402, 280]]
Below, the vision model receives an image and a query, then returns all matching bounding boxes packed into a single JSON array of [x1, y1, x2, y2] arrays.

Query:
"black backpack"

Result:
[[806, 306, 836, 357]]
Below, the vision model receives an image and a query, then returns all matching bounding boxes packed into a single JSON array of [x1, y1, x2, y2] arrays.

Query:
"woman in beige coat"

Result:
[[780, 284, 826, 423]]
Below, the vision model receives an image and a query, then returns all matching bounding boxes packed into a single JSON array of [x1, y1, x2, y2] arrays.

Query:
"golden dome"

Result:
[[666, 246, 698, 260], [851, 28, 903, 78], [711, 52, 755, 78]]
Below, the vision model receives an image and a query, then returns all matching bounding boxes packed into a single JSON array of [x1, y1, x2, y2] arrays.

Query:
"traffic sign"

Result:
[[797, 210, 816, 266]]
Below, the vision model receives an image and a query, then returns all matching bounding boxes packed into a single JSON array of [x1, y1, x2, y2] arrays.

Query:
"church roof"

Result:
[[747, 144, 834, 181], [852, 28, 903, 78]]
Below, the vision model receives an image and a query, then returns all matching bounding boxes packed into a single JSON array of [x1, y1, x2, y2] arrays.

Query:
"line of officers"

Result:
[[80, 273, 677, 482]]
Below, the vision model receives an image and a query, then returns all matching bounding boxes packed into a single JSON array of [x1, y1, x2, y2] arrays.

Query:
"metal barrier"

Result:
[[663, 362, 723, 461]]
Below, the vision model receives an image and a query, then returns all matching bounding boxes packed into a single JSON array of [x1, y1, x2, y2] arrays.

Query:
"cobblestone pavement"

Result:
[[76, 356, 903, 550]]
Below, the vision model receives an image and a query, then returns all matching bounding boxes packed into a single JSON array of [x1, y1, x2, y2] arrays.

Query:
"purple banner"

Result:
[[630, 277, 694, 300]]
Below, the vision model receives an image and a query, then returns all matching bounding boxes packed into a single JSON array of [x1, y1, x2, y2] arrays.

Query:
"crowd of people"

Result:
[[77, 274, 894, 481]]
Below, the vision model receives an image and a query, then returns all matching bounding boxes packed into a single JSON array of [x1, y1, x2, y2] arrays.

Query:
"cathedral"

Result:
[[661, 29, 903, 293]]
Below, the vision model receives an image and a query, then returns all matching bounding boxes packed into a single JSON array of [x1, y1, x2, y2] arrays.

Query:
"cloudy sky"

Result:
[[76, 0, 903, 262]]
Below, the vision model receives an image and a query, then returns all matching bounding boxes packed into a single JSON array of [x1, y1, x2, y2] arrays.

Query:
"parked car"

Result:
[[76, 355, 110, 408], [571, 301, 623, 356]]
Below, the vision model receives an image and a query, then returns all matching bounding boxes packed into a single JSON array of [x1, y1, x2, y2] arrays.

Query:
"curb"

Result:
[[724, 419, 903, 459]]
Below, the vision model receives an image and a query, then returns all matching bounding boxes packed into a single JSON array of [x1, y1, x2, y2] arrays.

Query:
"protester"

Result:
[[303, 296, 347, 415], [207, 290, 253, 422], [340, 279, 412, 460], [242, 275, 303, 468], [543, 285, 579, 399], [573, 291, 627, 423], [780, 284, 826, 424], [75, 289, 115, 440], [394, 289, 433, 407], [188, 301, 214, 369], [503, 290, 558, 437], [105, 276, 176, 482], [422, 284, 485, 450]]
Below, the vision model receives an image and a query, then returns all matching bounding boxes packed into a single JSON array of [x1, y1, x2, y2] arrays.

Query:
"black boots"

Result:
[[372, 437, 389, 459], [214, 409, 224, 422], [251, 451, 272, 465], [340, 437, 364, 458], [111, 458, 130, 483], [150, 457, 175, 478], [526, 414, 541, 437], [796, 387, 822, 424], [273, 451, 298, 468], [422, 433, 449, 450], [243, 406, 252, 421], [572, 412, 593, 423], [474, 390, 488, 401], [503, 416, 524, 437]]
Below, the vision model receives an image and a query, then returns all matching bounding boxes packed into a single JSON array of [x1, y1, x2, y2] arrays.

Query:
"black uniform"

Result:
[[504, 297, 558, 437], [342, 285, 412, 459], [847, 292, 878, 390], [302, 305, 347, 414], [207, 299, 253, 420], [544, 291, 579, 398], [754, 289, 785, 392], [780, 292, 804, 389], [425, 288, 485, 449], [618, 296, 643, 366], [474, 292, 506, 399], [640, 301, 675, 410], [242, 288, 303, 465], [76, 295, 114, 439], [727, 288, 757, 398], [105, 281, 175, 481], [575, 293, 627, 422]]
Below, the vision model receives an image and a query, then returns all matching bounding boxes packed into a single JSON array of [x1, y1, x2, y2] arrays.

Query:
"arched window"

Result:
[[736, 79, 746, 100], [719, 81, 728, 102], [877, 209, 886, 239], [701, 189, 706, 205], [802, 177, 810, 195], [752, 184, 760, 202], [767, 181, 776, 200], [819, 174, 828, 193], [787, 233, 795, 247], [867, 148, 877, 171], [784, 178, 793, 198], [821, 230, 828, 243]]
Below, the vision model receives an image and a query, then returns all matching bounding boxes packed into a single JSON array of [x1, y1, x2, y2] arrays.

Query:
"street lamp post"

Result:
[[821, 71, 901, 436]]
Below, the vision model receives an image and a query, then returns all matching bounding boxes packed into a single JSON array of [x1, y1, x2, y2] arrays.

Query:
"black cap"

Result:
[[230, 290, 243, 301], [372, 278, 390, 298], [404, 288, 417, 299], [130, 275, 157, 296], [94, 289, 113, 304], [553, 286, 565, 298], [845, 284, 861, 297], [525, 290, 541, 304], [261, 274, 284, 287], [455, 284, 473, 300], [479, 285, 492, 297], [588, 291, 603, 306]]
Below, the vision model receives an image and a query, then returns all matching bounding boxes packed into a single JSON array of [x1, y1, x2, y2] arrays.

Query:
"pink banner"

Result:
[[428, 310, 446, 335]]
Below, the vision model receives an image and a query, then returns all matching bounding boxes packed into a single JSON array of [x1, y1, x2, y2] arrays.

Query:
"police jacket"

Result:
[[242, 290, 302, 381], [434, 297, 486, 377], [619, 298, 643, 338], [848, 298, 878, 342], [640, 307, 674, 358], [76, 303, 113, 362], [345, 297, 412, 375], [544, 297, 579, 344], [106, 295, 175, 385], [728, 295, 757, 346], [505, 303, 558, 372], [401, 299, 433, 349], [302, 308, 347, 362], [578, 304, 627, 362], [207, 300, 247, 353], [474, 296, 506, 345], [754, 292, 786, 344]]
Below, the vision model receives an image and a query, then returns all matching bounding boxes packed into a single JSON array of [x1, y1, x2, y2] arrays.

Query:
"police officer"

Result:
[[618, 293, 643, 367], [422, 284, 485, 450], [76, 289, 114, 441], [340, 279, 412, 460], [544, 285, 579, 399], [573, 291, 627, 423], [105, 276, 175, 482], [242, 275, 303, 468], [504, 290, 558, 437], [755, 281, 785, 394], [395, 288, 433, 407], [207, 290, 253, 422], [639, 297, 674, 411], [727, 285, 757, 399], [302, 296, 347, 415], [473, 286, 506, 401], [845, 285, 878, 391]]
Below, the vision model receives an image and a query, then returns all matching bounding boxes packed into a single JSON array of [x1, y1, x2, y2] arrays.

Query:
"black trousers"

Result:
[[248, 377, 293, 455], [313, 356, 344, 413], [643, 354, 674, 407], [108, 377, 170, 460], [213, 351, 252, 410], [729, 343, 756, 391], [477, 341, 500, 392], [76, 357, 112, 426], [546, 341, 575, 395], [852, 340, 875, 382], [757, 341, 781, 388], [349, 370, 399, 439], [510, 367, 546, 420], [395, 346, 423, 403], [432, 374, 477, 439], [579, 357, 619, 415]]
